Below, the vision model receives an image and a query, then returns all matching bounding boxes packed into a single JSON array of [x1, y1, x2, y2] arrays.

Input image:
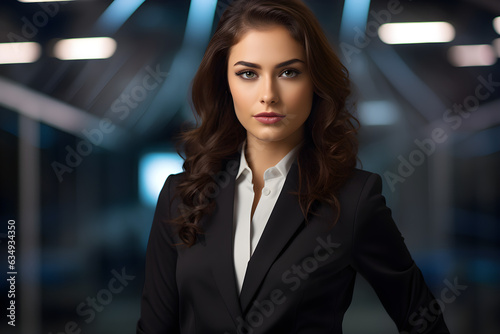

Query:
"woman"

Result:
[[137, 0, 450, 333]]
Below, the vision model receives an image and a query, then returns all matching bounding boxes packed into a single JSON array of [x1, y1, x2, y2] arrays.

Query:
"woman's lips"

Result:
[[253, 112, 285, 124]]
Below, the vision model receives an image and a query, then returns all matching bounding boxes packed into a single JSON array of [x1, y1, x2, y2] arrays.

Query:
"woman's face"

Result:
[[227, 25, 314, 148]]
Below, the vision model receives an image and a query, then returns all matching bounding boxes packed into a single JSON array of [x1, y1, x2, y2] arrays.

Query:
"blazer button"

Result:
[[262, 187, 271, 196]]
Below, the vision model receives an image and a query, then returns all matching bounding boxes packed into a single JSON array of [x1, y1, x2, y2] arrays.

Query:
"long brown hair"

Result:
[[173, 0, 359, 247]]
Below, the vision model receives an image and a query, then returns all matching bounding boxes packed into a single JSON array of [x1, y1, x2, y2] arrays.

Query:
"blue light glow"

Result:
[[139, 152, 184, 206], [183, 0, 218, 47], [340, 0, 371, 41], [357, 100, 399, 126], [96, 0, 146, 35]]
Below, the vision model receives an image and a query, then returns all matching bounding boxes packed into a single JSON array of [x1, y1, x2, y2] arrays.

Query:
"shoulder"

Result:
[[338, 168, 383, 198], [160, 172, 185, 197], [166, 171, 185, 186], [155, 172, 185, 214], [335, 168, 387, 226]]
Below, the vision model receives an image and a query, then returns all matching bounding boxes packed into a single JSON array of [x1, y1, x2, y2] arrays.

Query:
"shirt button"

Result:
[[262, 188, 271, 196]]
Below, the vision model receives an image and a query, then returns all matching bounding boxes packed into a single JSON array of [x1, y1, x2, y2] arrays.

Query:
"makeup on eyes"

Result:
[[234, 68, 302, 79]]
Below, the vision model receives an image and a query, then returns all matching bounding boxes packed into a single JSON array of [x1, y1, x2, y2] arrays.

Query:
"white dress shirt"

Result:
[[233, 141, 300, 294]]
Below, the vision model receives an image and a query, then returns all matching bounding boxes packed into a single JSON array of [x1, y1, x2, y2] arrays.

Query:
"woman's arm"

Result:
[[351, 173, 450, 334], [137, 175, 180, 334]]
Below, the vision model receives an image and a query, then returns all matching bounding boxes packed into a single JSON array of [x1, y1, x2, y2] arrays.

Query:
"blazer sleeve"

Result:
[[137, 175, 180, 334], [351, 173, 450, 334]]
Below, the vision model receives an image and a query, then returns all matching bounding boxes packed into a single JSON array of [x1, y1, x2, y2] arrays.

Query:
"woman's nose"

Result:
[[260, 77, 279, 105]]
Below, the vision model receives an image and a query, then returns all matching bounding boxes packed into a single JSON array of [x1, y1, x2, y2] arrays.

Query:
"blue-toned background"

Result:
[[0, 0, 499, 333]]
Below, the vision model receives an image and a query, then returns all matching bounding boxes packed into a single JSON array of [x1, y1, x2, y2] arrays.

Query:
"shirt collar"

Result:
[[236, 140, 302, 181], [236, 141, 252, 180]]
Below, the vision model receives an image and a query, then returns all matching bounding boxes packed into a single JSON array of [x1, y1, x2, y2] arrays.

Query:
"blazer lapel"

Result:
[[239, 162, 306, 314], [206, 157, 244, 326]]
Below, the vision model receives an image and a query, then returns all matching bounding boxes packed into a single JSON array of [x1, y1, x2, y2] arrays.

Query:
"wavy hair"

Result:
[[173, 0, 359, 247]]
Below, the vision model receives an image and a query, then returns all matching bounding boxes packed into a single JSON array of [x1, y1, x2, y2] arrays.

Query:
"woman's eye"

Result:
[[281, 69, 300, 78], [237, 71, 257, 79]]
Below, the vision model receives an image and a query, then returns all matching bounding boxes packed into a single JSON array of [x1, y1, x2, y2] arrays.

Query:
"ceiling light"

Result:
[[0, 42, 41, 64], [379, 22, 455, 44], [494, 17, 500, 35], [53, 37, 117, 60], [448, 44, 497, 67]]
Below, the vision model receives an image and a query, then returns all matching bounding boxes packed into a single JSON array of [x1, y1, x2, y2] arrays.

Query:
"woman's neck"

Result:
[[244, 134, 302, 179]]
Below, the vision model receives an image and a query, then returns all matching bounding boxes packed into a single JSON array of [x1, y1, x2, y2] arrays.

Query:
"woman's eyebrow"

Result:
[[233, 58, 305, 69]]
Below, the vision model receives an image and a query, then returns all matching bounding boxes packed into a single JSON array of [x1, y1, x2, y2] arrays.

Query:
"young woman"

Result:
[[137, 0, 450, 333]]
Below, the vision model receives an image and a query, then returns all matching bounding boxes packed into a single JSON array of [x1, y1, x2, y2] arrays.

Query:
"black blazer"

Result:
[[137, 160, 449, 334]]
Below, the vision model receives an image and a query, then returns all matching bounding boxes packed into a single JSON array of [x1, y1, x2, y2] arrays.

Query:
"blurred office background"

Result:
[[0, 0, 499, 333]]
